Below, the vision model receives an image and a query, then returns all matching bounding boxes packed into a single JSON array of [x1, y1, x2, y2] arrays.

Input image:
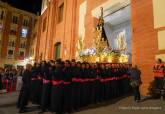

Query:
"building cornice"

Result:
[[0, 1, 37, 18]]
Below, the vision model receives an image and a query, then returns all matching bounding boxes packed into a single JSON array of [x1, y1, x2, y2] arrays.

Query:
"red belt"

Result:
[[43, 79, 51, 84], [88, 79, 95, 81], [84, 78, 90, 82], [31, 78, 38, 81], [105, 77, 115, 81], [100, 75, 129, 82], [72, 78, 90, 83], [2, 79, 9, 83], [96, 77, 101, 80], [63, 81, 71, 85], [72, 78, 83, 82], [72, 75, 129, 83], [100, 78, 105, 82], [100, 78, 113, 82], [37, 76, 42, 80], [52, 80, 63, 85], [31, 76, 42, 81]]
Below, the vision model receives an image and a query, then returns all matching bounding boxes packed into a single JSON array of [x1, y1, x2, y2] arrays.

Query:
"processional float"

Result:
[[76, 7, 129, 63]]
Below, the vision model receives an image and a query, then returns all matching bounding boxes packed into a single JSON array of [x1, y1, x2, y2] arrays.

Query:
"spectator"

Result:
[[128, 65, 142, 102], [0, 68, 3, 90]]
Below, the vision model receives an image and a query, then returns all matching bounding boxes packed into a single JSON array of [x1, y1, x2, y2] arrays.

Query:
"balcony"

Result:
[[7, 54, 14, 59]]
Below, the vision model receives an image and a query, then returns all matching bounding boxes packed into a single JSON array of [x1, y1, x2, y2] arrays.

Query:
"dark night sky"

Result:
[[0, 0, 42, 14]]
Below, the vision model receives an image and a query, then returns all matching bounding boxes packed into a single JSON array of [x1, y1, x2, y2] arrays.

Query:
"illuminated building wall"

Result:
[[0, 1, 37, 67], [37, 0, 164, 95]]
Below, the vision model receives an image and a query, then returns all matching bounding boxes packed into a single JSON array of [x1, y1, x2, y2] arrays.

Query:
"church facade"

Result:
[[36, 0, 165, 95]]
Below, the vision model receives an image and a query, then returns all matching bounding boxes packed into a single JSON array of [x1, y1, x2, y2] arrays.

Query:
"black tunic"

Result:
[[80, 68, 88, 107], [41, 65, 52, 110], [0, 73, 2, 90], [30, 66, 42, 104], [107, 67, 113, 99], [100, 68, 106, 101], [72, 66, 81, 110], [89, 68, 96, 104], [62, 66, 72, 112], [17, 69, 32, 109], [51, 68, 63, 113]]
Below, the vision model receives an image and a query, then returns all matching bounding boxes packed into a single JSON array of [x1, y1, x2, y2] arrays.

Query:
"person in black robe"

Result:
[[62, 60, 73, 113], [115, 64, 120, 97], [117, 64, 123, 96], [104, 64, 111, 100], [0, 68, 3, 90], [91, 63, 98, 104], [51, 60, 64, 114], [95, 63, 102, 103], [107, 64, 113, 99], [72, 62, 81, 111], [4, 68, 10, 92], [39, 61, 53, 113], [85, 63, 91, 105], [124, 64, 132, 93], [70, 60, 77, 110], [100, 63, 106, 101], [110, 64, 117, 98], [80, 62, 88, 107], [36, 61, 49, 105], [17, 64, 32, 113], [30, 62, 40, 104], [89, 63, 96, 104], [120, 64, 129, 95]]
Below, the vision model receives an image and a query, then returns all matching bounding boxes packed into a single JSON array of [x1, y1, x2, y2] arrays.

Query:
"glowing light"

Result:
[[64, 49, 67, 56], [31, 60, 34, 65], [108, 57, 112, 63], [96, 57, 99, 62], [21, 28, 28, 38], [29, 57, 33, 60], [119, 54, 129, 63], [119, 57, 123, 63]]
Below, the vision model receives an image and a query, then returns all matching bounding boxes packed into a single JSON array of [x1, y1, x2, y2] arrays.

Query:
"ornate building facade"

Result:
[[0, 1, 38, 67], [36, 0, 165, 95]]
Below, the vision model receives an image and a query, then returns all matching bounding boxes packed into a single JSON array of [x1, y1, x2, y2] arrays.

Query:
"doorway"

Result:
[[54, 42, 61, 60], [104, 5, 132, 63]]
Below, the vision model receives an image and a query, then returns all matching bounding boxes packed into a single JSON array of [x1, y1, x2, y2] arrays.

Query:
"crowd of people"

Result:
[[2, 58, 165, 113], [0, 66, 24, 93], [17, 59, 132, 114]]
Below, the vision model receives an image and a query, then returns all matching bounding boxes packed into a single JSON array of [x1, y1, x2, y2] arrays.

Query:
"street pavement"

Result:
[[0, 92, 19, 107], [0, 92, 165, 114]]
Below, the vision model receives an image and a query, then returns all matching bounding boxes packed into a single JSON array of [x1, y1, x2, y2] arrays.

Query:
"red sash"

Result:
[[43, 79, 51, 84], [52, 80, 63, 85], [63, 81, 71, 85]]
